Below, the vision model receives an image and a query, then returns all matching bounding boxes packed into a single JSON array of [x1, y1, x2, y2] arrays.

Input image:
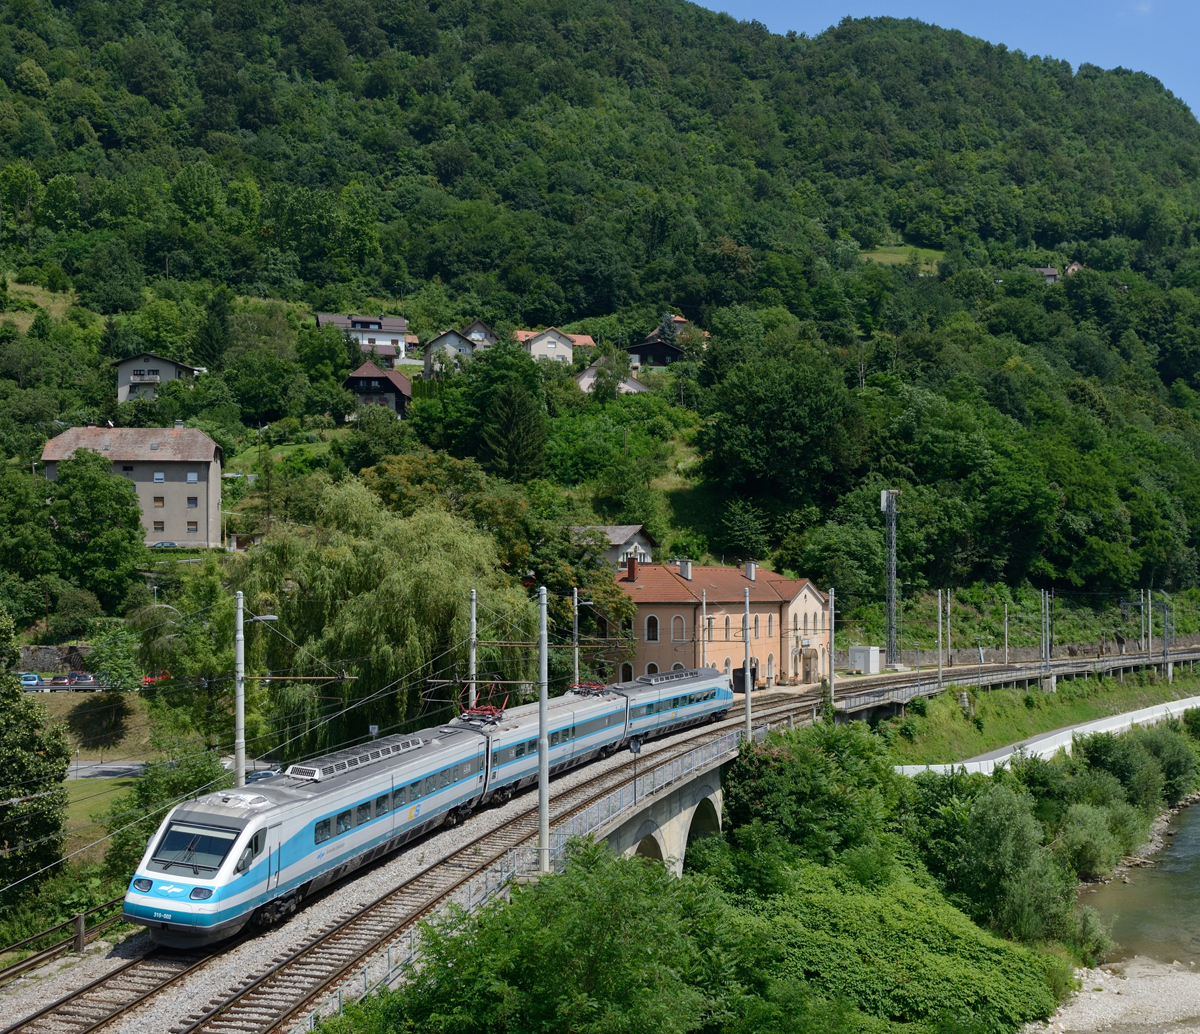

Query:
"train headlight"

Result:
[[189, 887, 214, 900], [132, 878, 152, 892]]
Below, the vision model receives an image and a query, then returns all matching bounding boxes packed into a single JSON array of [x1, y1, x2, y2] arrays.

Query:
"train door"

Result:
[[268, 823, 283, 890]]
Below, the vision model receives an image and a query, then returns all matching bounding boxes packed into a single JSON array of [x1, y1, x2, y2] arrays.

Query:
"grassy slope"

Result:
[[65, 777, 136, 862], [884, 670, 1200, 764], [41, 691, 154, 761]]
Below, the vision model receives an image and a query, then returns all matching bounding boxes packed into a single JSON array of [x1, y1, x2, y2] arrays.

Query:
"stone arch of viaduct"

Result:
[[602, 771, 723, 877]]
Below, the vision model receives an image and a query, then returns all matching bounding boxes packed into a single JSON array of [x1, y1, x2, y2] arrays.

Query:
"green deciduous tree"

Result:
[[88, 625, 143, 692], [49, 450, 145, 612], [0, 612, 70, 903]]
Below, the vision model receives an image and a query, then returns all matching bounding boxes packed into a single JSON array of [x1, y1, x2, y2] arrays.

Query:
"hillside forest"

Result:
[[1, 7, 1200, 746]]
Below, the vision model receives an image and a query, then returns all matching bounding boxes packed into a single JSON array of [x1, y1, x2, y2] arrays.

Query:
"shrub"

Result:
[[840, 839, 893, 887], [1076, 731, 1166, 811], [1106, 801, 1149, 855], [958, 784, 1044, 921], [1070, 906, 1114, 966], [1132, 725, 1195, 806], [1069, 769, 1126, 809], [1183, 708, 1200, 740], [999, 848, 1073, 941], [724, 722, 898, 862], [1055, 804, 1121, 879]]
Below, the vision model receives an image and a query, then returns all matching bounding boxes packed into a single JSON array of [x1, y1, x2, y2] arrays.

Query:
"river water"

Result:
[[1082, 804, 1200, 964]]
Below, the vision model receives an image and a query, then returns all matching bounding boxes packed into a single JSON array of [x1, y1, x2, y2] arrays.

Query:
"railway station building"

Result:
[[613, 559, 829, 688]]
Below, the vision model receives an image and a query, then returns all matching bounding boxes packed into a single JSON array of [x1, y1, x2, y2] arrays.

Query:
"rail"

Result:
[[835, 648, 1200, 714], [293, 721, 769, 1031]]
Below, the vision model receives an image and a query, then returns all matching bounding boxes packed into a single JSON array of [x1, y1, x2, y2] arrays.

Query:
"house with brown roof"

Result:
[[513, 327, 594, 363], [343, 361, 412, 416], [317, 313, 421, 370], [1035, 266, 1060, 284], [613, 559, 829, 688], [41, 422, 223, 547]]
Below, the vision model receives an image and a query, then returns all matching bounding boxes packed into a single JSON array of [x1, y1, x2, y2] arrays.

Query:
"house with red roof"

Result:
[[613, 559, 829, 688]]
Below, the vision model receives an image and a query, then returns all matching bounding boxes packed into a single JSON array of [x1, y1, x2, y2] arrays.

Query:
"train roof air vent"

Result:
[[284, 735, 425, 782]]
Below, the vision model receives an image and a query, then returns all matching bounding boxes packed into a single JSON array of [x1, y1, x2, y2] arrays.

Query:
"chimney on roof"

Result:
[[745, 561, 756, 581], [174, 420, 184, 430], [627, 556, 638, 581], [86, 420, 96, 428], [676, 559, 692, 580]]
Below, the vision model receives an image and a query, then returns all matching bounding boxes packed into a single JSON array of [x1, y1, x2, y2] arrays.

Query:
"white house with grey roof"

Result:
[[41, 423, 223, 547], [573, 524, 658, 567]]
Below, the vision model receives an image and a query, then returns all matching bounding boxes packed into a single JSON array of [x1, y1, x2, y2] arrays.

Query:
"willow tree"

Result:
[[239, 478, 536, 761]]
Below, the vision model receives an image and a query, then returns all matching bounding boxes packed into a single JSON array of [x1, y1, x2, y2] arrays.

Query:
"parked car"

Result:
[[142, 669, 171, 686], [49, 674, 71, 689], [70, 672, 99, 690], [245, 769, 280, 783], [150, 541, 179, 548], [19, 672, 45, 690]]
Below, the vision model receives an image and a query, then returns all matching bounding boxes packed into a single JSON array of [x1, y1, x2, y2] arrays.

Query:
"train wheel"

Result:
[[443, 810, 459, 829]]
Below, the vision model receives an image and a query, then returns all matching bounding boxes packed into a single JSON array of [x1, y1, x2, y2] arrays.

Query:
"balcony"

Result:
[[130, 374, 161, 384]]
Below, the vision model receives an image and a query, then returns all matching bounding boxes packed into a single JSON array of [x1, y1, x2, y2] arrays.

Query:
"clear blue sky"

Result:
[[703, 1, 1200, 116]]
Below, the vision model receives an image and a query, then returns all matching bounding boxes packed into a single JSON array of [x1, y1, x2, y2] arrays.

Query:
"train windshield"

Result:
[[150, 823, 240, 874]]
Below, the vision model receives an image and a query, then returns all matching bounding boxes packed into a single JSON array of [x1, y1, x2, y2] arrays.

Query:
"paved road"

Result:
[[65, 760, 147, 780]]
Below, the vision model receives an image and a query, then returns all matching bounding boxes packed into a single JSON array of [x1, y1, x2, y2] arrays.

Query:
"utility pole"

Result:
[[235, 591, 245, 788], [1004, 603, 1009, 666], [946, 589, 952, 666], [234, 593, 276, 787], [468, 589, 477, 709], [937, 589, 943, 690], [572, 587, 579, 689], [701, 589, 707, 669], [743, 588, 752, 740], [828, 587, 836, 712], [1147, 587, 1153, 660], [882, 490, 899, 665], [538, 586, 549, 873]]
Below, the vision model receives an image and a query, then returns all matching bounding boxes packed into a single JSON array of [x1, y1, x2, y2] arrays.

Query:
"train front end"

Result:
[[122, 790, 272, 949]]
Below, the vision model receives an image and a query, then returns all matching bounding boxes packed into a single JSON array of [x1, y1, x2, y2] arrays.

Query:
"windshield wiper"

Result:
[[160, 834, 201, 873]]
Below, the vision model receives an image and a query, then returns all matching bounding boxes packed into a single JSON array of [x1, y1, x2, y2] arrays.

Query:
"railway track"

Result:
[[14, 651, 1179, 1033], [4, 695, 815, 1034]]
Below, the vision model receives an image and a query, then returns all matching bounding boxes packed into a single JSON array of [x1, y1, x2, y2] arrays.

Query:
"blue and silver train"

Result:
[[122, 667, 732, 947]]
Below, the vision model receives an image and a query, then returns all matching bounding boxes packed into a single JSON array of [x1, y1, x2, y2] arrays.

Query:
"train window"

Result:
[[514, 742, 525, 758], [477, 757, 484, 772], [376, 794, 390, 816], [549, 731, 559, 747], [527, 740, 537, 755], [410, 780, 423, 800], [357, 803, 371, 825], [425, 776, 438, 795], [393, 787, 406, 809], [315, 819, 331, 844], [336, 810, 353, 835], [439, 769, 452, 788]]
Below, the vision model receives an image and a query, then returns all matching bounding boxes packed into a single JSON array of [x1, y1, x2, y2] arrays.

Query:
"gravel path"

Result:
[[0, 718, 736, 1034]]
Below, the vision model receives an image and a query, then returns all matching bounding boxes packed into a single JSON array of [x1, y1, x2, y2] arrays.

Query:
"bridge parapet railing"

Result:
[[837, 649, 1200, 714]]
